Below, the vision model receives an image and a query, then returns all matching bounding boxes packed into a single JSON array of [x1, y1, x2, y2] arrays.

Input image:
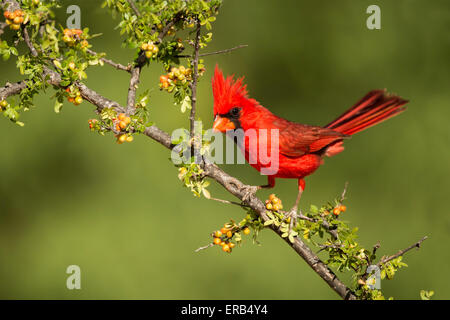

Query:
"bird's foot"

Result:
[[241, 185, 261, 204]]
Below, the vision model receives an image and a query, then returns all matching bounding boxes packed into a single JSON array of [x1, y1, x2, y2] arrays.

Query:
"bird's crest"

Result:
[[212, 66, 254, 115]]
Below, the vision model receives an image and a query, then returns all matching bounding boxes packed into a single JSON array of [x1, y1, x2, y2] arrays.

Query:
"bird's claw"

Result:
[[241, 185, 260, 204]]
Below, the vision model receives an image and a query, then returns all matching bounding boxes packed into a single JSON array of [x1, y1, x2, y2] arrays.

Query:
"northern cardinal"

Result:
[[212, 66, 408, 219]]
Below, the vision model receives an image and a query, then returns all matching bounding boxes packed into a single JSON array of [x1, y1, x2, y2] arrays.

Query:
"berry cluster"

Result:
[[112, 113, 134, 144], [115, 133, 134, 144], [3, 9, 24, 31], [0, 99, 9, 111], [323, 204, 347, 216], [265, 194, 283, 211], [113, 113, 131, 132], [332, 205, 346, 216], [159, 66, 192, 91], [65, 87, 83, 105], [63, 28, 88, 48], [141, 41, 159, 59], [212, 223, 251, 253]]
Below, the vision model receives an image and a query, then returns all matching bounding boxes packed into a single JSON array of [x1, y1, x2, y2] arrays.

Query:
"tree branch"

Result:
[[377, 236, 428, 268], [0, 81, 26, 100], [126, 67, 141, 114], [189, 19, 201, 139]]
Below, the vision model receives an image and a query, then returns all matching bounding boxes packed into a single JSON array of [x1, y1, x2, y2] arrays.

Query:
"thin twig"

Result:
[[209, 197, 249, 208], [340, 182, 349, 202], [372, 241, 381, 256], [317, 243, 344, 253], [22, 27, 38, 57], [377, 236, 428, 267], [199, 44, 248, 57], [127, 0, 141, 17], [177, 44, 248, 58], [195, 243, 214, 252], [295, 211, 338, 239], [157, 11, 184, 42], [86, 49, 131, 72]]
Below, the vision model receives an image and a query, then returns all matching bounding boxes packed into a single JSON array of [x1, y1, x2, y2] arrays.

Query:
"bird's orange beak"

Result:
[[212, 116, 235, 132]]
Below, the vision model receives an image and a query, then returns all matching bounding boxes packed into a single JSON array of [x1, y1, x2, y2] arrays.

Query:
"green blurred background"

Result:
[[1, 0, 449, 299]]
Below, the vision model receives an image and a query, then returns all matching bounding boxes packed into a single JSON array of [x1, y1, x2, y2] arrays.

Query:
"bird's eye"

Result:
[[230, 107, 240, 117]]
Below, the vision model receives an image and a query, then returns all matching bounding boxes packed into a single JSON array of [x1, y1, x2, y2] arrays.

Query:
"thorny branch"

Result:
[[377, 236, 428, 268]]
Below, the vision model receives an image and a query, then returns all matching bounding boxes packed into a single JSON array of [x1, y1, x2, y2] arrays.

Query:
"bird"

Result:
[[211, 66, 408, 223]]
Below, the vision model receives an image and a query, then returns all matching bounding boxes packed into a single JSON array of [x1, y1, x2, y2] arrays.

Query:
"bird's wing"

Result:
[[274, 119, 349, 158]]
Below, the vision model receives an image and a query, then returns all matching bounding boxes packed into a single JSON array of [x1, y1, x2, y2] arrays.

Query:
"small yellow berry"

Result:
[[117, 134, 127, 144], [74, 96, 83, 105], [126, 135, 134, 142]]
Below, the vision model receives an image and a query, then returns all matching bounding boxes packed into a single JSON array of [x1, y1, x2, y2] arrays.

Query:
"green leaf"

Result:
[[180, 95, 191, 113], [202, 188, 210, 199], [263, 220, 274, 226], [54, 99, 63, 113]]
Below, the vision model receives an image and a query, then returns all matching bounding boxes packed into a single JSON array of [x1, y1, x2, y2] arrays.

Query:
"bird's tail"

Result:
[[325, 90, 408, 136]]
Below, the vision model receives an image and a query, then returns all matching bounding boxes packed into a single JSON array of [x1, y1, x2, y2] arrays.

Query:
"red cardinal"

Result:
[[212, 66, 408, 218]]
